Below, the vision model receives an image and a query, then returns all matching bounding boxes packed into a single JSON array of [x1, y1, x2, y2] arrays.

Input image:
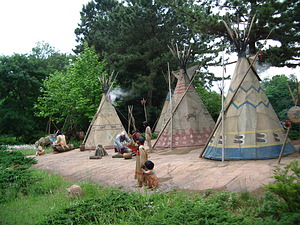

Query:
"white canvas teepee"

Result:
[[84, 73, 126, 150], [154, 90, 172, 134], [153, 45, 215, 149], [202, 20, 295, 160]]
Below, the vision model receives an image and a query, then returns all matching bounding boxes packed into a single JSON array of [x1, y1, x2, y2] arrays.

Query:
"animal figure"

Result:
[[66, 185, 83, 197]]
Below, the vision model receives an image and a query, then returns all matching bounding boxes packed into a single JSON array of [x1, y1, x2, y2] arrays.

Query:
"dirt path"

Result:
[[31, 143, 300, 194]]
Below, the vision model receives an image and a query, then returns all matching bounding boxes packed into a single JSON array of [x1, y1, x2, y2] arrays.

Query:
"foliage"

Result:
[[261, 74, 299, 139], [187, 0, 300, 67], [0, 135, 24, 145], [35, 44, 107, 132], [265, 160, 300, 213], [38, 190, 253, 225], [195, 83, 222, 121], [0, 43, 72, 143], [261, 75, 295, 121], [1, 149, 299, 225], [74, 0, 223, 129], [0, 147, 37, 203]]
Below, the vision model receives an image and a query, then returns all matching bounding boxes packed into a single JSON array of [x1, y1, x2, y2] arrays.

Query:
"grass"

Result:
[[0, 169, 106, 225], [0, 168, 271, 225], [1, 146, 299, 225], [7, 145, 53, 156]]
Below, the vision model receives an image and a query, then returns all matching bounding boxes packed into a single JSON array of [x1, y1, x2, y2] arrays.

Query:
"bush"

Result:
[[265, 160, 300, 213], [0, 148, 37, 203]]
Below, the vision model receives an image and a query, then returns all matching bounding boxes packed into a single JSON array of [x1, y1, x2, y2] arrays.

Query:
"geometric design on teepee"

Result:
[[154, 45, 215, 150], [202, 22, 295, 160]]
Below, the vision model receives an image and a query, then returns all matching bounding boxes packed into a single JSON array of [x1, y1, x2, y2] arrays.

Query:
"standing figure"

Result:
[[143, 160, 159, 189], [143, 121, 152, 152], [135, 136, 148, 187], [113, 131, 131, 155]]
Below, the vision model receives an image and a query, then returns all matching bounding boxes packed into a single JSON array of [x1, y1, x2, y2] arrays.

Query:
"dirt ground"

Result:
[[31, 140, 300, 194]]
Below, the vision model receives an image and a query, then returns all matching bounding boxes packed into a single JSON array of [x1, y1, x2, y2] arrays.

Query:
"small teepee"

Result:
[[153, 45, 215, 149], [202, 20, 295, 160], [83, 72, 126, 150]]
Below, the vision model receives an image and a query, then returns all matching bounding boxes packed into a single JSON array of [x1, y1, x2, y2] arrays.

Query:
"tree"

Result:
[[74, 0, 222, 128], [261, 74, 295, 120], [35, 44, 107, 132], [195, 83, 222, 121], [186, 0, 300, 68], [0, 43, 71, 142]]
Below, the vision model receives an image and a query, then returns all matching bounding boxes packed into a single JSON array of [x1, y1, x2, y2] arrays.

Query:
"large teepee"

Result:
[[153, 45, 215, 149], [202, 20, 295, 160], [83, 72, 125, 150]]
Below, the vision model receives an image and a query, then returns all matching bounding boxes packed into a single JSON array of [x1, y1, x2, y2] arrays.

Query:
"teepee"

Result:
[[83, 72, 126, 150], [154, 90, 172, 134], [154, 65, 201, 134], [153, 45, 215, 149], [202, 20, 295, 160]]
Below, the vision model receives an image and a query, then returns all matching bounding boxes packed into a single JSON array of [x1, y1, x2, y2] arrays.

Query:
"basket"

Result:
[[123, 152, 132, 159]]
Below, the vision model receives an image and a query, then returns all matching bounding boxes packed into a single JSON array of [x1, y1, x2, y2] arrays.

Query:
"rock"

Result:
[[66, 184, 83, 197]]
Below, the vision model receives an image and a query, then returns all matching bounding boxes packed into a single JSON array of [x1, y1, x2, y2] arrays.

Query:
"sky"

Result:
[[0, 0, 298, 92], [0, 0, 90, 56]]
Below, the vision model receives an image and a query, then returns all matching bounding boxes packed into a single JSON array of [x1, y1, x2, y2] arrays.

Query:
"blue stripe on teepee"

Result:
[[229, 85, 262, 93], [232, 100, 270, 109], [203, 142, 295, 160]]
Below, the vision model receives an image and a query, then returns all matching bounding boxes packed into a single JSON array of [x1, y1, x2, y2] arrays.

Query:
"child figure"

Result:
[[35, 142, 45, 156], [143, 160, 158, 189], [134, 136, 148, 187]]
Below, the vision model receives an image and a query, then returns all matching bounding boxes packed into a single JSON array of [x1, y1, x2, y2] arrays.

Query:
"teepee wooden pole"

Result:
[[221, 50, 225, 163], [168, 62, 173, 150], [278, 126, 291, 164]]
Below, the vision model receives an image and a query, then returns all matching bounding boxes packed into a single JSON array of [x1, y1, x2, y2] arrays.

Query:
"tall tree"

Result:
[[187, 0, 300, 68], [0, 43, 71, 142], [74, 0, 221, 127], [35, 44, 107, 132]]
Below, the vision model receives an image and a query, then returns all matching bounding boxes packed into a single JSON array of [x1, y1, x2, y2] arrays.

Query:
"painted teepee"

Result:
[[202, 20, 295, 160], [83, 72, 125, 150], [153, 45, 215, 149], [154, 65, 201, 134]]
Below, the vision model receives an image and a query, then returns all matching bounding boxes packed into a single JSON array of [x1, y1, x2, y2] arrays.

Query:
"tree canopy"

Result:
[[0, 42, 71, 142], [35, 44, 107, 132]]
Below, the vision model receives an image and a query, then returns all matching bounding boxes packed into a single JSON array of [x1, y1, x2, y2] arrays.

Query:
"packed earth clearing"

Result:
[[31, 140, 300, 194]]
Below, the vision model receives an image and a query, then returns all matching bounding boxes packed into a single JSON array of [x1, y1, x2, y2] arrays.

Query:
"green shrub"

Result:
[[265, 160, 300, 213], [0, 149, 37, 203]]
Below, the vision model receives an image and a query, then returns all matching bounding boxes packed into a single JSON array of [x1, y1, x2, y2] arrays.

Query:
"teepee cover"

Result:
[[154, 45, 215, 149], [84, 73, 125, 149], [203, 21, 295, 160]]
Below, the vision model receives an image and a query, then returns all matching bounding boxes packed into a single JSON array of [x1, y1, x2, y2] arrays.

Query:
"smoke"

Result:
[[109, 87, 132, 104], [256, 62, 272, 74]]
